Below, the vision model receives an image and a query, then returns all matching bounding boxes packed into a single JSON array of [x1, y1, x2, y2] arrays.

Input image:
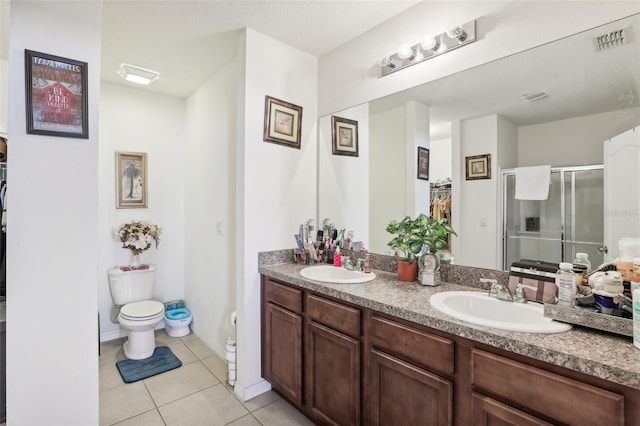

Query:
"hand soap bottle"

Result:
[[333, 246, 342, 267]]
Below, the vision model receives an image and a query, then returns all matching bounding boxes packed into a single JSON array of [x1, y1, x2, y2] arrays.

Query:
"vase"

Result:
[[436, 249, 454, 265], [130, 254, 141, 267], [397, 260, 417, 282]]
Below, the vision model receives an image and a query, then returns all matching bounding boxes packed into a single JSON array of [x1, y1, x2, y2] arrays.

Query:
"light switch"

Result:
[[480, 218, 487, 227], [217, 222, 223, 235]]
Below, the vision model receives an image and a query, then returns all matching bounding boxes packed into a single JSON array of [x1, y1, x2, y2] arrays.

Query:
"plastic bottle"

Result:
[[633, 283, 640, 350], [333, 246, 342, 267], [573, 253, 592, 274], [556, 262, 577, 307], [363, 253, 371, 273]]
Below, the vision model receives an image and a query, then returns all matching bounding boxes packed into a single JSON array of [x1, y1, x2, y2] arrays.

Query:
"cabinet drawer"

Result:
[[307, 294, 360, 338], [471, 349, 624, 426], [265, 279, 302, 314], [371, 315, 454, 377]]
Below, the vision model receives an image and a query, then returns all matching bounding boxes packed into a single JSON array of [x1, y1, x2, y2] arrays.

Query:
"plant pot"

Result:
[[397, 260, 417, 282]]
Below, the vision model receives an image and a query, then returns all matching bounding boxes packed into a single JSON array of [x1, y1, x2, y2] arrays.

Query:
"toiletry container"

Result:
[[573, 253, 591, 273], [333, 246, 342, 267], [556, 262, 577, 307], [633, 283, 640, 349], [364, 253, 371, 273]]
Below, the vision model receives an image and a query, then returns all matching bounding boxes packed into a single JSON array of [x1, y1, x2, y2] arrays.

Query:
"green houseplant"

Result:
[[386, 213, 456, 281]]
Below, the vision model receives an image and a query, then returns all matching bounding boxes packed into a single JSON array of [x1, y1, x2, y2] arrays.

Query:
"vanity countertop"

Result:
[[259, 262, 640, 390]]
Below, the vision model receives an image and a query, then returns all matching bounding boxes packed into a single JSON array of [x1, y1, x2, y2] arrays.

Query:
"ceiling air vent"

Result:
[[520, 91, 548, 103], [593, 27, 631, 51]]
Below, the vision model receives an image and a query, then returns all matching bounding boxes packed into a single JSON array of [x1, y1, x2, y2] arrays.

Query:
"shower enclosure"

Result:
[[501, 165, 605, 271]]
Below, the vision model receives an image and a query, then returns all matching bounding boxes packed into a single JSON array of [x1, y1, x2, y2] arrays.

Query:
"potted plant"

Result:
[[386, 213, 456, 281]]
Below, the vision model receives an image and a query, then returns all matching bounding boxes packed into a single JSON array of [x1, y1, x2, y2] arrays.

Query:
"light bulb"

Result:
[[397, 44, 415, 60], [420, 35, 440, 52], [446, 24, 467, 42], [378, 56, 398, 69]]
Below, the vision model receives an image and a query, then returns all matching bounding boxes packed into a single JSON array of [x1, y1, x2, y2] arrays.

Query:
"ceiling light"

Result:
[[118, 63, 159, 85], [379, 19, 476, 77]]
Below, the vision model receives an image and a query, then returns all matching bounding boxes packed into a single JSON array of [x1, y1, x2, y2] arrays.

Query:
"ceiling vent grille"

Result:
[[593, 27, 631, 51]]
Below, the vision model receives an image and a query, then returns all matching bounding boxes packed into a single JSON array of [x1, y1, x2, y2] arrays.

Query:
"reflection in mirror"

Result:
[[318, 14, 640, 270]]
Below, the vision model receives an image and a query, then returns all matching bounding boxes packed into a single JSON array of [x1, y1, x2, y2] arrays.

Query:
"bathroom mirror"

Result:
[[318, 14, 640, 270]]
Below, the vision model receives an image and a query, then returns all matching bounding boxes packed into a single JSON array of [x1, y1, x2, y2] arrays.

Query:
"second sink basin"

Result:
[[300, 265, 376, 284], [429, 291, 572, 333]]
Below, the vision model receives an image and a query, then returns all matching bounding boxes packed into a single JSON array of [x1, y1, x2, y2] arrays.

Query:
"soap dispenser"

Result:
[[333, 246, 342, 267]]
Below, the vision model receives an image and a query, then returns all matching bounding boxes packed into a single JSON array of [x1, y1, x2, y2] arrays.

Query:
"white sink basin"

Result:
[[429, 291, 571, 333], [300, 265, 376, 284]]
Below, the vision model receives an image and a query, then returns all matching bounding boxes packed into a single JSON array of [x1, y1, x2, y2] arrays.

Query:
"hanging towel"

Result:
[[515, 165, 551, 200]]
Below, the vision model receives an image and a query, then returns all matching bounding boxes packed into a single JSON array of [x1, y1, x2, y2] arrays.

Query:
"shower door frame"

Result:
[[500, 164, 604, 271]]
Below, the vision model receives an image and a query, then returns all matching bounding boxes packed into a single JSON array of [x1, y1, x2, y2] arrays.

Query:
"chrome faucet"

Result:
[[355, 258, 365, 272], [514, 283, 538, 303], [481, 278, 513, 302], [342, 258, 354, 270]]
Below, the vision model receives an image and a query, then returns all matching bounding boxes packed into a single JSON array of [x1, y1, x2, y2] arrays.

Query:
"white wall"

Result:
[[318, 1, 640, 116], [98, 82, 186, 341], [184, 58, 238, 355], [236, 28, 318, 400], [318, 103, 369, 247], [0, 59, 7, 136], [518, 107, 640, 167], [430, 138, 452, 182], [456, 115, 500, 269], [7, 1, 102, 424], [405, 101, 430, 218], [369, 105, 405, 254]]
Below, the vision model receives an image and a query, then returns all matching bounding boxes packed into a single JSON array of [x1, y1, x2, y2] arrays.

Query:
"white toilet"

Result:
[[107, 266, 164, 360]]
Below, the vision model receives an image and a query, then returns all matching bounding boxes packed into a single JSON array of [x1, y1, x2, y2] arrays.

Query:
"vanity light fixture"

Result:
[[118, 63, 160, 85], [379, 19, 476, 77]]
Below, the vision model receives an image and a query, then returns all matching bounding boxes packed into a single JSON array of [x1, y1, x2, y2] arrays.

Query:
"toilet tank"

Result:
[[107, 266, 156, 306]]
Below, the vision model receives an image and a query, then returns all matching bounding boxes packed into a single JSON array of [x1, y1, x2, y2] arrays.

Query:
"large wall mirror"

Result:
[[318, 14, 640, 271]]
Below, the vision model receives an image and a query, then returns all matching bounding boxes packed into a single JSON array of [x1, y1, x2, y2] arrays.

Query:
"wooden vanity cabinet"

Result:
[[262, 278, 303, 405], [367, 314, 454, 426]]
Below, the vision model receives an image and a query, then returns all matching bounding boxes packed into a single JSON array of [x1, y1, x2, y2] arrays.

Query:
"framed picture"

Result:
[[417, 147, 429, 180], [263, 95, 303, 149], [331, 116, 359, 157], [24, 50, 89, 138], [465, 154, 491, 180], [116, 151, 147, 208]]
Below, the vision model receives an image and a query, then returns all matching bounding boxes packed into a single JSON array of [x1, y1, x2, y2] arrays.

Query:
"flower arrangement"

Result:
[[113, 220, 161, 255]]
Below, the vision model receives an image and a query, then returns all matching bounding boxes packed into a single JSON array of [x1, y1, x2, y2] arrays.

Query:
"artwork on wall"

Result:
[[465, 154, 491, 180], [24, 49, 89, 139], [331, 116, 359, 157], [263, 95, 303, 149], [116, 151, 147, 208], [417, 147, 429, 180]]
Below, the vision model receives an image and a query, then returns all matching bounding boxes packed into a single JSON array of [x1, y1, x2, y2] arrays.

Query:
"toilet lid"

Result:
[[120, 300, 164, 320]]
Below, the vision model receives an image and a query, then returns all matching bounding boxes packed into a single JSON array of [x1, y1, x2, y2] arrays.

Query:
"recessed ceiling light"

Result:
[[118, 63, 159, 85], [520, 91, 548, 102]]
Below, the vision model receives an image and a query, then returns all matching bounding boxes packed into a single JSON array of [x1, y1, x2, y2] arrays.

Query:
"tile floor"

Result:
[[100, 331, 314, 426]]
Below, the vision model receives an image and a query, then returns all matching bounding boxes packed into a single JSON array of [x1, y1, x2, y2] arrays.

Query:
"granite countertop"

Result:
[[259, 262, 640, 390]]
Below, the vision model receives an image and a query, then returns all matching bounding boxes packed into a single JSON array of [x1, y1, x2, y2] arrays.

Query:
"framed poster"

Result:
[[263, 95, 303, 149], [116, 151, 147, 208], [24, 50, 89, 138], [331, 116, 359, 157], [417, 147, 429, 180], [465, 154, 491, 180]]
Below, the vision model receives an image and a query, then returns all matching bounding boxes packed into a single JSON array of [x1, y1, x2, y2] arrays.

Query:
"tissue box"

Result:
[[508, 259, 559, 303]]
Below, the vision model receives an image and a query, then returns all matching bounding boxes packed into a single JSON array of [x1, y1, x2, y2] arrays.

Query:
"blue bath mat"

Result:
[[116, 346, 182, 383]]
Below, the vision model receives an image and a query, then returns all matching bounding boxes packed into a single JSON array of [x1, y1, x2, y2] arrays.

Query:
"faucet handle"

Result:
[[343, 258, 354, 270], [481, 278, 499, 297], [514, 283, 538, 303]]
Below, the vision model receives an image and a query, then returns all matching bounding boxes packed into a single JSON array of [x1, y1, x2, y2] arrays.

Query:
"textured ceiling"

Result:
[[100, 0, 420, 97]]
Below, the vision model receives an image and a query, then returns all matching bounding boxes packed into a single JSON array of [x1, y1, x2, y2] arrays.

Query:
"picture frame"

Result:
[[263, 95, 303, 149], [24, 49, 89, 139], [116, 151, 148, 209], [331, 116, 359, 157], [465, 154, 491, 180], [417, 147, 429, 180]]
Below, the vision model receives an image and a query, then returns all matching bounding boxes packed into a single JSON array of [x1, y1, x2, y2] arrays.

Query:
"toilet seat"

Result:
[[166, 308, 191, 321], [120, 300, 164, 321]]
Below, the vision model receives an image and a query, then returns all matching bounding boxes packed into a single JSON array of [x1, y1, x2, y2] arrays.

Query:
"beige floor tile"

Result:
[[181, 335, 216, 360], [226, 414, 262, 426], [99, 381, 156, 426], [240, 390, 282, 412], [159, 384, 250, 426], [252, 398, 315, 426], [154, 334, 199, 365], [99, 338, 126, 367], [144, 361, 219, 407], [113, 409, 165, 426], [99, 361, 125, 392], [201, 354, 228, 382]]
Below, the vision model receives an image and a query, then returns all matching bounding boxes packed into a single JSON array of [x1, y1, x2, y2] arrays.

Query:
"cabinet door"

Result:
[[368, 349, 452, 426], [472, 393, 553, 426], [306, 321, 360, 426], [265, 302, 303, 405]]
